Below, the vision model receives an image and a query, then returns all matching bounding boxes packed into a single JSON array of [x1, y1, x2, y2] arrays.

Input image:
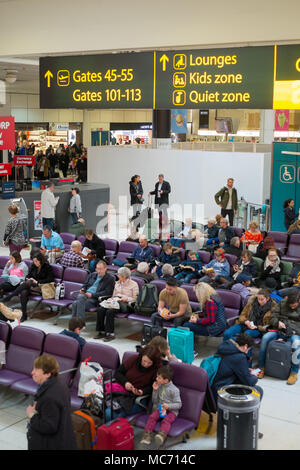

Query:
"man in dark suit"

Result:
[[149, 174, 171, 237], [71, 260, 115, 320]]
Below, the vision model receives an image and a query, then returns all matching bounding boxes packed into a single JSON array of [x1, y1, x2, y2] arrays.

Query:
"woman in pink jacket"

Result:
[[94, 267, 139, 342]]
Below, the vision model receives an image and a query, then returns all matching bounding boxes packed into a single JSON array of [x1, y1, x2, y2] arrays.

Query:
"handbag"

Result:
[[248, 243, 258, 254], [100, 297, 120, 309], [40, 282, 56, 299]]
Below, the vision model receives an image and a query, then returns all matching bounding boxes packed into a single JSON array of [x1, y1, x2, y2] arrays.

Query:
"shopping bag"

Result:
[[78, 357, 104, 398]]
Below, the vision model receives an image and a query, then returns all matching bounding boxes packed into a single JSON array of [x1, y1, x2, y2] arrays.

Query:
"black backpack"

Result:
[[134, 284, 159, 316], [141, 324, 167, 347]]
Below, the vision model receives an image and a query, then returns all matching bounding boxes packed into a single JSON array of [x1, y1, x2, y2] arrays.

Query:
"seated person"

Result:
[[0, 251, 28, 297], [211, 333, 263, 404], [287, 219, 300, 235], [151, 278, 192, 327], [223, 289, 276, 343], [71, 261, 115, 321], [204, 218, 220, 246], [232, 250, 257, 285], [40, 225, 65, 261], [182, 282, 226, 337], [279, 261, 300, 298], [255, 235, 275, 260], [94, 267, 139, 342], [0, 253, 54, 323], [257, 248, 283, 290], [105, 345, 161, 421], [140, 366, 182, 446], [184, 229, 205, 251], [58, 240, 85, 269], [131, 235, 154, 264], [147, 336, 181, 364], [217, 218, 235, 248], [225, 236, 243, 258], [174, 251, 202, 285], [257, 291, 300, 385], [158, 243, 181, 264], [152, 263, 175, 281], [60, 317, 86, 351], [170, 218, 193, 247], [82, 228, 106, 261], [69, 217, 85, 237], [134, 262, 156, 283], [200, 248, 230, 285], [241, 220, 263, 253], [86, 250, 99, 273]]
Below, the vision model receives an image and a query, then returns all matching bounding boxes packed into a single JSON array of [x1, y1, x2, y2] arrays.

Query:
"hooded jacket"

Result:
[[211, 339, 258, 403]]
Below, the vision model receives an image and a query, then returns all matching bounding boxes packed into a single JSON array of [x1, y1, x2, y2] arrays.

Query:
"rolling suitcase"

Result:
[[96, 417, 134, 450], [265, 339, 292, 380], [72, 410, 102, 450], [168, 327, 194, 364]]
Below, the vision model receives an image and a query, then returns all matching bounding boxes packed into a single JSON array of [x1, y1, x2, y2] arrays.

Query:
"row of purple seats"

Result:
[[123, 351, 216, 440], [0, 321, 120, 405]]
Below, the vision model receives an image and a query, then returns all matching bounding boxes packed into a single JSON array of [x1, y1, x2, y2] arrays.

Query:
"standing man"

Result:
[[149, 174, 171, 237], [214, 178, 238, 227], [41, 183, 59, 229]]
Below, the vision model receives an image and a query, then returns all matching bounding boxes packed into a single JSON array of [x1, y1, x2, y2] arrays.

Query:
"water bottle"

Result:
[[158, 404, 167, 418], [59, 283, 65, 299]]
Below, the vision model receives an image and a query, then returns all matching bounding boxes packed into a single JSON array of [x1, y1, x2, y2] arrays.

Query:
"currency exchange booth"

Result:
[[271, 142, 300, 231]]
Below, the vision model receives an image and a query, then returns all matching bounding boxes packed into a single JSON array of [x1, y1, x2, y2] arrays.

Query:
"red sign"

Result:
[[275, 109, 290, 131], [0, 117, 15, 151], [13, 155, 36, 166], [0, 164, 12, 176]]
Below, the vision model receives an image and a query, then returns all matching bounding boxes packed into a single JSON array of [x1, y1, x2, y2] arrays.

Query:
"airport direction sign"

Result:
[[40, 52, 154, 109]]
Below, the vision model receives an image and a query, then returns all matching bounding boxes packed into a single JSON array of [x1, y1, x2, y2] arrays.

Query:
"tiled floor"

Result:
[[0, 243, 299, 451]]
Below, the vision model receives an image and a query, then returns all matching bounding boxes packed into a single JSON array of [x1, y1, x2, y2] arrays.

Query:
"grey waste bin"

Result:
[[217, 384, 261, 450]]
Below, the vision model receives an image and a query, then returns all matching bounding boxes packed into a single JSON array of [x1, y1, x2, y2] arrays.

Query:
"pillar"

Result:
[[260, 110, 275, 144], [152, 110, 171, 149]]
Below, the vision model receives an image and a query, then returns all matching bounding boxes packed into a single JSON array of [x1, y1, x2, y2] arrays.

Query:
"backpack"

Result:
[[141, 324, 167, 346], [134, 284, 159, 316], [200, 354, 222, 386]]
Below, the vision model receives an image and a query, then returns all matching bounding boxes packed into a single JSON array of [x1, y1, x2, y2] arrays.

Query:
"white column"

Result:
[[260, 110, 275, 144], [82, 110, 91, 148]]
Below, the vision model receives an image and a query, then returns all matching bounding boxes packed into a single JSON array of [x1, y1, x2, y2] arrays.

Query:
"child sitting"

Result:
[[60, 317, 86, 351], [175, 251, 202, 284], [140, 366, 182, 446], [200, 248, 230, 285]]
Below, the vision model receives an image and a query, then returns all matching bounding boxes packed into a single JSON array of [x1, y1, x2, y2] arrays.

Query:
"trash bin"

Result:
[[217, 384, 261, 450]]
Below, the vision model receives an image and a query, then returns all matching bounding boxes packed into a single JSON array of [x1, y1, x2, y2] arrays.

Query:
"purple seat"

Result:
[[231, 227, 244, 238], [42, 281, 81, 309], [267, 231, 288, 255], [63, 267, 88, 284], [149, 279, 166, 294], [0, 320, 11, 345], [103, 238, 119, 264], [149, 244, 162, 258], [0, 326, 45, 390], [24, 259, 33, 270], [134, 360, 216, 438], [197, 250, 211, 264], [0, 256, 10, 269], [42, 333, 80, 385], [131, 276, 146, 290], [70, 342, 120, 408], [77, 235, 85, 245], [50, 263, 64, 283], [107, 241, 139, 271], [215, 289, 241, 328], [282, 234, 300, 262], [60, 233, 76, 246]]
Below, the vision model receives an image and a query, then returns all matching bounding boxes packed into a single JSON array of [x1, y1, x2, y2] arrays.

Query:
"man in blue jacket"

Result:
[[211, 333, 263, 404]]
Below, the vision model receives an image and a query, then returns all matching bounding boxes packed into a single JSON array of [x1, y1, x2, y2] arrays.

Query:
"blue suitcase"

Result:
[[168, 327, 194, 364]]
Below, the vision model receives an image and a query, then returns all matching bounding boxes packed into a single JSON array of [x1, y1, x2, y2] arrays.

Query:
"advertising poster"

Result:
[[275, 109, 290, 131], [34, 201, 42, 231], [171, 109, 188, 133], [0, 117, 15, 150]]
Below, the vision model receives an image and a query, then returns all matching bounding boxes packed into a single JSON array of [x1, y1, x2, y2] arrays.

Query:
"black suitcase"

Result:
[[265, 339, 292, 380], [141, 324, 167, 346]]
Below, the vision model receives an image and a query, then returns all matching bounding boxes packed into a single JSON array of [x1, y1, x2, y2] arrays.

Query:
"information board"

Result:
[[273, 44, 300, 109], [154, 46, 275, 109], [40, 52, 154, 109]]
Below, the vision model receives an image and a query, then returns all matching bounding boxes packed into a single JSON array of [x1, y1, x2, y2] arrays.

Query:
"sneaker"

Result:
[[93, 331, 106, 339], [154, 431, 167, 446], [287, 372, 298, 385], [103, 333, 115, 342], [140, 432, 151, 445], [257, 368, 264, 379]]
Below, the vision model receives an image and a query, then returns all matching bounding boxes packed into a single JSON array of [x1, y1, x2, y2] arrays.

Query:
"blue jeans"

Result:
[[42, 218, 54, 230], [70, 212, 79, 224], [223, 324, 262, 341], [182, 321, 210, 336], [258, 332, 300, 373]]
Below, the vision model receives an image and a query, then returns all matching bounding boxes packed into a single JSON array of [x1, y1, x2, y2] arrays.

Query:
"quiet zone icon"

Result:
[[57, 70, 70, 86], [173, 90, 186, 106]]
